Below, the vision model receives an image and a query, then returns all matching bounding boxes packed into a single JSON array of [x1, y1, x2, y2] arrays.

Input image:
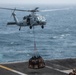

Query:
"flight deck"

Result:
[[0, 58, 76, 75]]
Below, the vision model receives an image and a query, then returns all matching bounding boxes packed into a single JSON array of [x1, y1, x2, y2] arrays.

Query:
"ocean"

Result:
[[0, 4, 76, 63]]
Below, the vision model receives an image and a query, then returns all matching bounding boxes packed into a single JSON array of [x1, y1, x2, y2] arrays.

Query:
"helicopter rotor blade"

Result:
[[0, 7, 39, 12], [40, 8, 70, 12], [34, 7, 39, 10], [0, 7, 30, 12], [0, 7, 69, 12]]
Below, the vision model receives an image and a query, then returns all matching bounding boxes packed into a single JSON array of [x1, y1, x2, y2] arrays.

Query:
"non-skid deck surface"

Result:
[[0, 58, 76, 75]]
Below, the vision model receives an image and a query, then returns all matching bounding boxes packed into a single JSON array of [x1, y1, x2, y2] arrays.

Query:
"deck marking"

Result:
[[60, 69, 73, 74], [46, 61, 70, 69], [0, 65, 27, 75], [46, 66, 70, 74]]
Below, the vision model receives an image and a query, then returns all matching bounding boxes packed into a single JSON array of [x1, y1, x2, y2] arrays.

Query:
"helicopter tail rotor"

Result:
[[11, 8, 16, 16]]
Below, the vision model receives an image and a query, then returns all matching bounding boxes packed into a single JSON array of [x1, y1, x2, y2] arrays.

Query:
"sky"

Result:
[[0, 0, 76, 5]]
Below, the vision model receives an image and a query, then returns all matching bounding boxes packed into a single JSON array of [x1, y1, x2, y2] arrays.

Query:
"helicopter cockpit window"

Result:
[[37, 15, 46, 22]]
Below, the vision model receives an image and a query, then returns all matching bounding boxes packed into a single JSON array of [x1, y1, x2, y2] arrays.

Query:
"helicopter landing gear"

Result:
[[19, 26, 21, 31], [30, 26, 32, 29], [41, 25, 44, 29]]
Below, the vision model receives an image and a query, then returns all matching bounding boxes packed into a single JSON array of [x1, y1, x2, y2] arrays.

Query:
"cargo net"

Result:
[[28, 27, 45, 69], [28, 55, 45, 69], [69, 69, 76, 75]]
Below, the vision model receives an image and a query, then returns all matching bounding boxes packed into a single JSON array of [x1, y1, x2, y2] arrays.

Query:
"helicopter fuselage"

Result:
[[7, 10, 46, 30], [23, 14, 46, 26]]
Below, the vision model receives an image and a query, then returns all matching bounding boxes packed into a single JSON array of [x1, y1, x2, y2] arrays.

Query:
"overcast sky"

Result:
[[0, 0, 76, 5]]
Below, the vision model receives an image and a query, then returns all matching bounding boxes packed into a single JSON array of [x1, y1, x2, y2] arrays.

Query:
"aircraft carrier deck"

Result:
[[0, 58, 76, 75]]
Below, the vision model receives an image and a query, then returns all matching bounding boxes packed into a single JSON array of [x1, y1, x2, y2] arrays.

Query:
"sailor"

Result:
[[27, 15, 31, 25], [23, 16, 27, 20]]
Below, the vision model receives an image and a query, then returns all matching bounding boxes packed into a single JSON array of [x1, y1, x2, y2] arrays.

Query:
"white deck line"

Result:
[[0, 65, 28, 75], [60, 69, 73, 74], [46, 66, 72, 74]]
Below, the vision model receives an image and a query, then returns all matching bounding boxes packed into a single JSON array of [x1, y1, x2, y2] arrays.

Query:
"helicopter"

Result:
[[0, 7, 46, 31]]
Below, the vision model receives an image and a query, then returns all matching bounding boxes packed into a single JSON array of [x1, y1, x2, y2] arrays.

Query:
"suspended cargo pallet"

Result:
[[28, 55, 45, 69]]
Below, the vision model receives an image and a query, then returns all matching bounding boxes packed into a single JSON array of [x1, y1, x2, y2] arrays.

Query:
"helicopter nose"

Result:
[[41, 21, 46, 25]]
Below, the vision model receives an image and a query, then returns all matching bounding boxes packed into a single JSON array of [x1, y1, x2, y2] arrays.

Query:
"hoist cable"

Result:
[[33, 27, 37, 53]]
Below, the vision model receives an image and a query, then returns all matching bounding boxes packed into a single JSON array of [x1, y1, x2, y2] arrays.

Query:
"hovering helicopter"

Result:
[[0, 7, 46, 31]]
